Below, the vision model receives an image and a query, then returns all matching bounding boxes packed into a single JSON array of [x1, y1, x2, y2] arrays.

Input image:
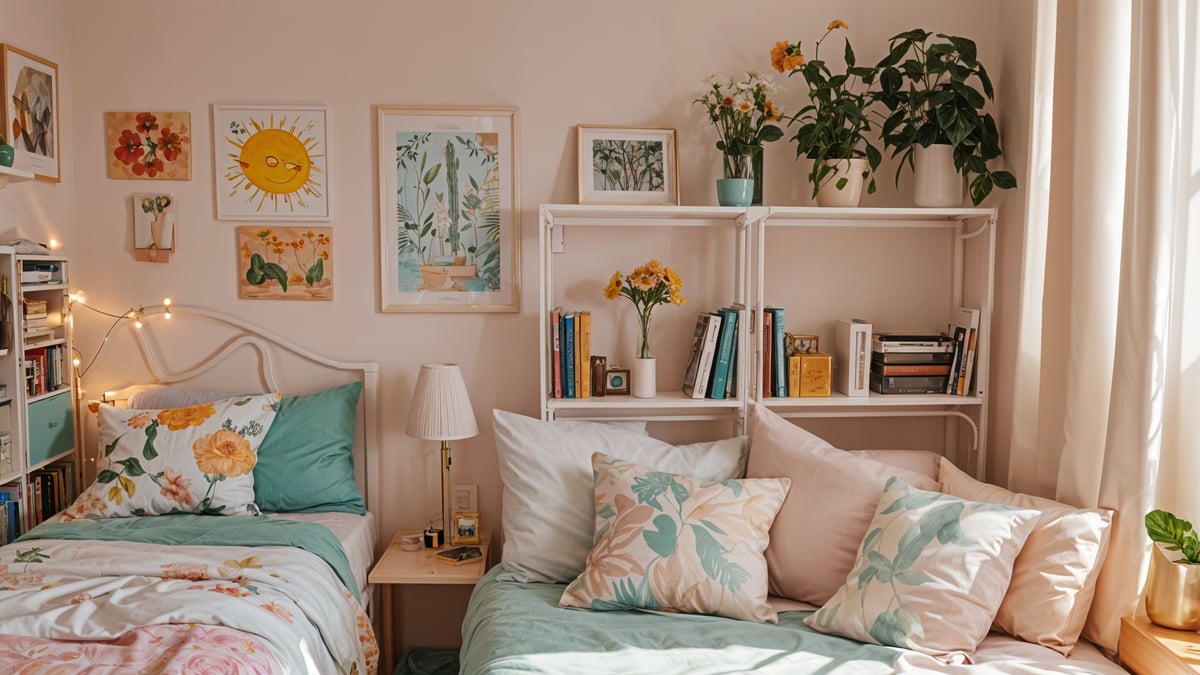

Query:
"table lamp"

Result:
[[405, 363, 478, 545]]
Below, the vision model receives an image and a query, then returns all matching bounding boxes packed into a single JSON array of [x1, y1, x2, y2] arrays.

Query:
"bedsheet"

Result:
[[461, 567, 1126, 675], [0, 516, 378, 674], [270, 509, 377, 596]]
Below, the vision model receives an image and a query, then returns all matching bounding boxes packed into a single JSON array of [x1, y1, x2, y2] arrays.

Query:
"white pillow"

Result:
[[128, 387, 232, 409], [492, 409, 747, 583]]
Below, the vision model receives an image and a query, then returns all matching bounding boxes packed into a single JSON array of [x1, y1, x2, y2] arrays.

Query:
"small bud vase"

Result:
[[631, 358, 656, 398]]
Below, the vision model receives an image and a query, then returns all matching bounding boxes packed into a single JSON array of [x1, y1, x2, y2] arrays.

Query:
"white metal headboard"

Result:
[[86, 304, 382, 518]]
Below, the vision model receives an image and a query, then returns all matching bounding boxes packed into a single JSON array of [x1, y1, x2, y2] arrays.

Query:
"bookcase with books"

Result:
[[0, 253, 78, 540]]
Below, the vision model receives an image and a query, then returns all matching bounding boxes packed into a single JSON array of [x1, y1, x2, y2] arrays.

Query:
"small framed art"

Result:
[[577, 125, 679, 205], [1, 44, 59, 181], [606, 367, 631, 395], [453, 511, 481, 545]]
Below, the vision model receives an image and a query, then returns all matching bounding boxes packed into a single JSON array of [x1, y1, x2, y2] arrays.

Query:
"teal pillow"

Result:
[[254, 381, 365, 514]]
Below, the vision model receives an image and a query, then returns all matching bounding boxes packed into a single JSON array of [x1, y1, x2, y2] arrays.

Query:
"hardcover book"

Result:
[[870, 373, 949, 395], [768, 307, 787, 397], [707, 307, 740, 399], [761, 308, 773, 397], [578, 311, 591, 398], [682, 313, 722, 399], [550, 306, 562, 399], [562, 313, 576, 398], [435, 545, 483, 566]]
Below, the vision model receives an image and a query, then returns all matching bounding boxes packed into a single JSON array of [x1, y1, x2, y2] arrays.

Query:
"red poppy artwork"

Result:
[[104, 111, 191, 180]]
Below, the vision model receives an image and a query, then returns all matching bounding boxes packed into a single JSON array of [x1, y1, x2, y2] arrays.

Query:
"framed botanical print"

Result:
[[377, 106, 520, 313], [1, 45, 59, 181], [577, 125, 678, 205], [106, 111, 192, 180], [213, 104, 331, 220], [236, 226, 333, 300]]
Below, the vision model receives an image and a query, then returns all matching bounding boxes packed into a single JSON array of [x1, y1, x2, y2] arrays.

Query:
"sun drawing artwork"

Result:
[[213, 105, 331, 220]]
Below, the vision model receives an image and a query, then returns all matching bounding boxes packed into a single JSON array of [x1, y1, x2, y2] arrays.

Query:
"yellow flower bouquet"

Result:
[[604, 259, 685, 359]]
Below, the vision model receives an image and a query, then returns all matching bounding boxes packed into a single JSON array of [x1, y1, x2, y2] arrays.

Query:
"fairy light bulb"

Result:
[[48, 239, 59, 250], [163, 297, 172, 319]]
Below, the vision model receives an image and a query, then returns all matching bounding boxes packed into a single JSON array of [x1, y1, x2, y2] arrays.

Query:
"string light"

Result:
[[68, 294, 174, 378]]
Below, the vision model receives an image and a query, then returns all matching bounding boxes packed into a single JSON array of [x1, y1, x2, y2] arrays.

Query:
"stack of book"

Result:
[[0, 486, 21, 544], [681, 305, 743, 399], [549, 307, 593, 398], [760, 307, 787, 397], [945, 307, 982, 396], [24, 344, 68, 397], [28, 460, 76, 526], [23, 298, 52, 344], [870, 333, 957, 394]]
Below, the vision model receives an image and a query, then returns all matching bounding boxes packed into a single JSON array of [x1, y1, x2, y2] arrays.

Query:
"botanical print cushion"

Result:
[[65, 394, 281, 519], [938, 457, 1114, 655], [805, 477, 1040, 663], [559, 452, 790, 623]]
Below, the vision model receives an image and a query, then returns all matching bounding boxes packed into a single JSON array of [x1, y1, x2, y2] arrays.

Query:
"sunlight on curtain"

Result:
[[1012, 0, 1199, 656]]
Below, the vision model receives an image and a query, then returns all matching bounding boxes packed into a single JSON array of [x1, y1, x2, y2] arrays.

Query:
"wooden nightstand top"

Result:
[[368, 530, 492, 586], [1121, 615, 1200, 674]]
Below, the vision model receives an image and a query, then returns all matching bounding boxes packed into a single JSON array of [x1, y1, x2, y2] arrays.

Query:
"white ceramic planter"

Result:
[[815, 158, 868, 207], [913, 144, 965, 207], [631, 357, 656, 398]]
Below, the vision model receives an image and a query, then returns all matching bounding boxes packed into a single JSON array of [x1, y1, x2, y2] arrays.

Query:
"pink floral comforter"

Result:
[[0, 539, 377, 674]]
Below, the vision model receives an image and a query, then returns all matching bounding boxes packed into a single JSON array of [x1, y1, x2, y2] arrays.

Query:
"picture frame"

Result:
[[577, 125, 678, 205], [212, 104, 331, 220], [236, 226, 333, 300], [453, 511, 481, 545], [1, 45, 59, 181], [786, 333, 820, 355], [133, 194, 176, 263], [105, 111, 192, 180], [606, 367, 631, 395], [378, 106, 520, 313]]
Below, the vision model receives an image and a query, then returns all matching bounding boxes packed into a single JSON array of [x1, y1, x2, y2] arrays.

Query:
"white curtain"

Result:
[[1008, 0, 1200, 656]]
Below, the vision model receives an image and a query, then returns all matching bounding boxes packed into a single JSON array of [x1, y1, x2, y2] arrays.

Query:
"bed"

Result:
[[0, 305, 381, 674], [465, 407, 1128, 674]]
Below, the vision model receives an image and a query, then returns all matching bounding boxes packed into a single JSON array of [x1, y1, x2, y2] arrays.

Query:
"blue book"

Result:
[[706, 307, 739, 399], [0, 490, 18, 543], [562, 313, 576, 398], [769, 307, 787, 397]]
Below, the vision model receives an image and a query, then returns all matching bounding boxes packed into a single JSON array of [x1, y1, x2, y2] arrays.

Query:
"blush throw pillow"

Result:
[[938, 457, 1114, 654], [493, 409, 748, 583], [559, 452, 790, 622], [745, 404, 939, 604], [805, 477, 1040, 663], [65, 394, 281, 519]]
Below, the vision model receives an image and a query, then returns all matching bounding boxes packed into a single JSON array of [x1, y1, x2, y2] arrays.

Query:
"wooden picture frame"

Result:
[[212, 104, 331, 220], [1, 45, 59, 181], [378, 106, 520, 313], [105, 111, 192, 180], [577, 125, 678, 205], [606, 367, 631, 395], [453, 511, 481, 545]]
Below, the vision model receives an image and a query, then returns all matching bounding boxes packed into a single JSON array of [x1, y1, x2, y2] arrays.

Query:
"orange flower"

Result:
[[162, 563, 209, 581], [770, 41, 790, 73], [193, 428, 257, 477], [764, 99, 780, 121], [827, 19, 849, 30], [157, 403, 216, 431], [260, 602, 293, 624]]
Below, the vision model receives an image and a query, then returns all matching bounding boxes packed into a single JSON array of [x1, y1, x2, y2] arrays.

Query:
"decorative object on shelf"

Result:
[[1143, 509, 1200, 630], [406, 363, 479, 545], [133, 194, 176, 263], [693, 71, 784, 207], [0, 44, 60, 182], [772, 20, 880, 205], [605, 366, 630, 395], [576, 125, 679, 206], [236, 226, 333, 300], [631, 358, 655, 399], [453, 511, 481, 545], [104, 111, 191, 180], [604, 259, 685, 399], [875, 29, 1017, 206], [379, 106, 520, 312], [213, 104, 331, 220], [0, 136, 14, 168], [398, 533, 423, 552], [590, 355, 607, 397]]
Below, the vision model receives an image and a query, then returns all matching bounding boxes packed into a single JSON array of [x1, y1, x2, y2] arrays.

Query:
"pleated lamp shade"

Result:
[[406, 363, 478, 441]]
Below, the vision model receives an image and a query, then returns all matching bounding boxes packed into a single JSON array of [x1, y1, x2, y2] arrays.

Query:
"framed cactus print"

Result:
[[577, 125, 679, 205], [377, 106, 520, 313]]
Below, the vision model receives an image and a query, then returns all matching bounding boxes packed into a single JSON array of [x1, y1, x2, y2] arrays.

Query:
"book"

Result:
[[870, 373, 950, 395], [871, 337, 955, 353], [946, 325, 967, 394], [435, 545, 483, 566], [550, 307, 562, 398], [707, 307, 739, 399], [871, 362, 953, 376], [761, 307, 773, 397], [872, 351, 956, 365], [767, 307, 787, 397], [578, 311, 591, 398], [562, 313, 576, 398], [949, 307, 981, 396], [682, 313, 721, 399], [835, 319, 872, 397]]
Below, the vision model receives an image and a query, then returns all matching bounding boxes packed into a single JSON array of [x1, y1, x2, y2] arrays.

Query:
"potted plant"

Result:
[[874, 29, 1017, 206], [1144, 509, 1200, 629], [771, 20, 881, 207], [693, 70, 785, 206]]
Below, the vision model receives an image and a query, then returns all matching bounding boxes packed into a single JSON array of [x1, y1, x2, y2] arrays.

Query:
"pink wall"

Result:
[[3, 0, 1022, 650]]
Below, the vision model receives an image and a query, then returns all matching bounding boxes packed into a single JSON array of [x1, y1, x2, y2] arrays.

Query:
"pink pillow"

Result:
[[856, 449, 942, 481], [746, 404, 938, 604], [938, 457, 1113, 654]]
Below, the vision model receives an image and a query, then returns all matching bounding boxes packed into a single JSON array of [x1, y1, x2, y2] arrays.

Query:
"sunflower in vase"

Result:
[[604, 259, 685, 361]]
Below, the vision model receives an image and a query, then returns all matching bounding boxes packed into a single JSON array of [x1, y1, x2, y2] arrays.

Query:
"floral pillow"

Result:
[[65, 394, 281, 519], [559, 452, 790, 623], [805, 477, 1041, 663]]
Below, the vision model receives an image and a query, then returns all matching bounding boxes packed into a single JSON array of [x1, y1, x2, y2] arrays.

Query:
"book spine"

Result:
[[770, 308, 786, 397], [870, 373, 949, 394], [761, 308, 773, 397], [696, 314, 721, 399], [873, 363, 953, 376], [563, 314, 576, 398], [573, 313, 582, 398], [788, 355, 802, 398], [550, 307, 562, 398], [871, 340, 955, 353], [962, 328, 978, 396], [579, 311, 591, 398], [707, 309, 739, 399]]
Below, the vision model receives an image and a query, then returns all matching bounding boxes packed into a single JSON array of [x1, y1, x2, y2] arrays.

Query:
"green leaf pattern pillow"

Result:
[[64, 394, 281, 519], [559, 452, 790, 623], [805, 477, 1041, 663]]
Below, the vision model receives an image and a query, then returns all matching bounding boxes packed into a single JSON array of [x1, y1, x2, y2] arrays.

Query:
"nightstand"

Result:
[[369, 529, 491, 673], [1121, 615, 1200, 674]]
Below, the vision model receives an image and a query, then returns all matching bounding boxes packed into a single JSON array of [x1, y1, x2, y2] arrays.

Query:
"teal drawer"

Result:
[[28, 392, 73, 466]]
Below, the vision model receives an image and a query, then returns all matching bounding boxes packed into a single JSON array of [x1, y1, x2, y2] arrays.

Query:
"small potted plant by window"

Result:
[[771, 20, 882, 207], [1144, 509, 1200, 630], [874, 29, 1017, 206]]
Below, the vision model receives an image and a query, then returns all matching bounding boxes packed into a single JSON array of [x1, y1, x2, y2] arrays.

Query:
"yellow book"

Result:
[[579, 311, 591, 398]]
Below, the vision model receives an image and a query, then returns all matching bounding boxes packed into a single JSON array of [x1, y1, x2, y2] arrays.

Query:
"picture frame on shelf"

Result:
[[377, 106, 520, 313], [605, 366, 631, 395], [453, 511, 481, 545], [577, 125, 679, 205], [1, 45, 59, 182], [785, 333, 819, 355], [212, 104, 331, 221]]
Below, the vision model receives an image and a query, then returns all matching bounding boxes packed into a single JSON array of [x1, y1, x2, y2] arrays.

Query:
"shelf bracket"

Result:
[[551, 224, 564, 253]]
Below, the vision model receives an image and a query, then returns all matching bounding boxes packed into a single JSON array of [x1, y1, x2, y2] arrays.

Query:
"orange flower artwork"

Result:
[[104, 111, 191, 180]]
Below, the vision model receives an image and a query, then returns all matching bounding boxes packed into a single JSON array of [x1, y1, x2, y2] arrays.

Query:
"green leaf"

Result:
[[1147, 510, 1200, 563], [142, 421, 158, 460], [896, 569, 934, 586], [96, 469, 119, 484], [262, 262, 289, 292], [643, 514, 678, 559], [700, 519, 727, 536], [306, 257, 324, 285], [246, 253, 266, 285], [421, 163, 442, 186], [866, 550, 894, 583], [991, 170, 1017, 189], [116, 457, 146, 477], [597, 504, 615, 520], [689, 524, 750, 591], [104, 434, 125, 458], [869, 608, 912, 647], [631, 472, 672, 509]]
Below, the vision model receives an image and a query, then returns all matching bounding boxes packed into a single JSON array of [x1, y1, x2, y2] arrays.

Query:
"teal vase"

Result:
[[0, 142, 14, 168], [717, 179, 753, 207]]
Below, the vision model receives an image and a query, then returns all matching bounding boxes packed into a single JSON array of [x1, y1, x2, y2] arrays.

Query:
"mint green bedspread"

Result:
[[460, 567, 897, 674], [18, 514, 360, 602]]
